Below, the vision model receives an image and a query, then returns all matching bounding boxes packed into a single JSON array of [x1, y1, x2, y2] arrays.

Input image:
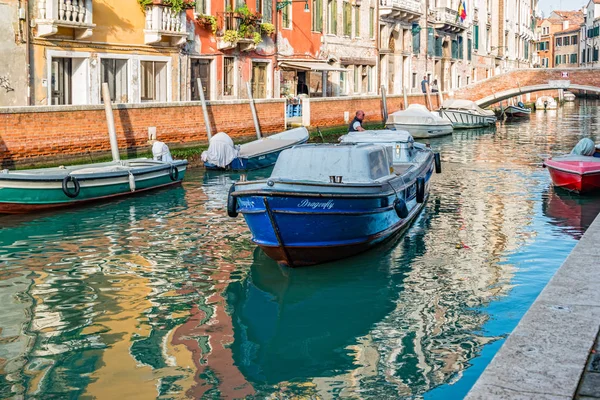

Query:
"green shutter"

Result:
[[427, 28, 434, 56], [468, 38, 472, 61], [474, 25, 479, 50], [412, 28, 420, 54]]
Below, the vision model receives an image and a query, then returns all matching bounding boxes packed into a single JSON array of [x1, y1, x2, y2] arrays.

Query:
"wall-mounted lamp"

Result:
[[276, 0, 310, 12]]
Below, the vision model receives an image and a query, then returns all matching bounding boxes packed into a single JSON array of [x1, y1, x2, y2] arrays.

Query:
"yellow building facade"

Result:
[[30, 0, 191, 105]]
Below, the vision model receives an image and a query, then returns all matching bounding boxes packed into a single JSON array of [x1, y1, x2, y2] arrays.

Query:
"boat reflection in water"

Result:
[[542, 186, 600, 239], [226, 199, 502, 398]]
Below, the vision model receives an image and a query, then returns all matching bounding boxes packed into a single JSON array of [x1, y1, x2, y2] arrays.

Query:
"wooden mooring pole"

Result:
[[101, 82, 120, 162], [196, 78, 213, 141], [246, 82, 262, 140]]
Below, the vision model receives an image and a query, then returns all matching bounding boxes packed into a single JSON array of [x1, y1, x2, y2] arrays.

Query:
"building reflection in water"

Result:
[[1, 103, 600, 399]]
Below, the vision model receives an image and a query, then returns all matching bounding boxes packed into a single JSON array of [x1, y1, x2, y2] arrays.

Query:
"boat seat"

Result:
[[239, 139, 299, 157]]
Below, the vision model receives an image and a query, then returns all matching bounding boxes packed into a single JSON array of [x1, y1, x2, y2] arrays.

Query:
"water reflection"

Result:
[[542, 186, 600, 239], [1, 102, 600, 399]]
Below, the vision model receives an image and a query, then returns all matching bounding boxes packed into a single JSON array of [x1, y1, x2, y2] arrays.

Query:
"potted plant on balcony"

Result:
[[260, 22, 275, 36], [197, 14, 217, 33]]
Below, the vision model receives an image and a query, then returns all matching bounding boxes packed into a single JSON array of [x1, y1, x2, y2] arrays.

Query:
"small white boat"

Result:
[[386, 104, 453, 138], [438, 99, 497, 129], [503, 102, 531, 118], [564, 91, 576, 102], [535, 96, 558, 110]]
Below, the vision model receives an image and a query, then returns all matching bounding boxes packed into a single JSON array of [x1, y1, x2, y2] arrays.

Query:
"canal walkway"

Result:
[[466, 213, 600, 399]]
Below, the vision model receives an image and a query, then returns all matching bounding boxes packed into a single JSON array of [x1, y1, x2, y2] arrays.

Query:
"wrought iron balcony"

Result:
[[379, 0, 422, 22], [434, 7, 467, 32], [35, 0, 95, 39], [144, 4, 188, 46]]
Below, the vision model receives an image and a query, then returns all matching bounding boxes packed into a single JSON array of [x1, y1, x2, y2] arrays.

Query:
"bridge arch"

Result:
[[475, 84, 600, 108], [448, 68, 600, 108]]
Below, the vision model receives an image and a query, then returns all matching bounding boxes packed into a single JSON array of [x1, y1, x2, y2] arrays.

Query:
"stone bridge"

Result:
[[448, 68, 600, 107]]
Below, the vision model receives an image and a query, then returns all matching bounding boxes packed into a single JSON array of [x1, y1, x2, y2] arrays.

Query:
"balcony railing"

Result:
[[380, 0, 422, 21], [434, 7, 466, 32], [144, 5, 188, 46], [35, 0, 95, 39]]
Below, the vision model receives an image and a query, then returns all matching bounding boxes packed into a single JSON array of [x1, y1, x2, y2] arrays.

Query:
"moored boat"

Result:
[[202, 128, 309, 171], [535, 96, 558, 110], [0, 159, 188, 213], [228, 143, 438, 267], [543, 155, 600, 194], [564, 91, 576, 102], [438, 99, 497, 129], [386, 104, 454, 138], [503, 102, 532, 118]]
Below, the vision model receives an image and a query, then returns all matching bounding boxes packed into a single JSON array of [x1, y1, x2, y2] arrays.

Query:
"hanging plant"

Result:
[[252, 32, 262, 44], [197, 14, 217, 33], [260, 22, 275, 35], [138, 0, 195, 13], [223, 29, 241, 43]]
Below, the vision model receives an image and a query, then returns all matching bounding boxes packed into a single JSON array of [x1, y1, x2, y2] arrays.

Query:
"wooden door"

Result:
[[251, 63, 267, 99], [191, 59, 211, 101]]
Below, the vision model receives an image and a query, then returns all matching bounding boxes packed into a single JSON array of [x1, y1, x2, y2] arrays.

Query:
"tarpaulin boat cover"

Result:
[[387, 104, 449, 125], [339, 129, 414, 144], [441, 99, 496, 116], [571, 138, 596, 156], [271, 144, 393, 183], [201, 132, 239, 168]]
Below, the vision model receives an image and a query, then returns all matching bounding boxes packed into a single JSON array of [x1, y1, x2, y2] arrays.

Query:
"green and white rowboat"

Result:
[[0, 159, 187, 213]]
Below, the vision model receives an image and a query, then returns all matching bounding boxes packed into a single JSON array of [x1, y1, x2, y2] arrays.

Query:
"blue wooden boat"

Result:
[[0, 159, 187, 213], [202, 127, 309, 171], [227, 142, 439, 267]]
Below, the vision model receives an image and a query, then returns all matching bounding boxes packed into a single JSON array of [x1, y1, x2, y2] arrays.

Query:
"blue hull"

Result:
[[205, 138, 309, 171], [234, 164, 434, 266]]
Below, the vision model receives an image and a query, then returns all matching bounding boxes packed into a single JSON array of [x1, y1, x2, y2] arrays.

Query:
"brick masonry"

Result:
[[0, 94, 442, 168], [450, 68, 600, 104]]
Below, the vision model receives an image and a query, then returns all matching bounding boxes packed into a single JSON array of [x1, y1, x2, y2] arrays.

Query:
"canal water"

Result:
[[1, 101, 600, 399]]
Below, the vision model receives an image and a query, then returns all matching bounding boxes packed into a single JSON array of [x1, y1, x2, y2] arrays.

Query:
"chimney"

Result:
[[563, 20, 569, 30]]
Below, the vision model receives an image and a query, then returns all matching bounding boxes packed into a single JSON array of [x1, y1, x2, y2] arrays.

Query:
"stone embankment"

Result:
[[466, 214, 600, 399]]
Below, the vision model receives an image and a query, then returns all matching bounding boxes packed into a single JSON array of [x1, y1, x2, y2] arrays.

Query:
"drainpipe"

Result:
[[24, 0, 32, 106], [273, 1, 278, 99]]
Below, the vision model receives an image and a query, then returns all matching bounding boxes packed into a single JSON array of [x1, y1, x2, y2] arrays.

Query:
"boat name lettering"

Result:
[[297, 199, 335, 210], [238, 199, 255, 208]]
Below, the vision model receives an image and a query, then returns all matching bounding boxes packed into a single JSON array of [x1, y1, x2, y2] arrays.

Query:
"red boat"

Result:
[[543, 155, 600, 194]]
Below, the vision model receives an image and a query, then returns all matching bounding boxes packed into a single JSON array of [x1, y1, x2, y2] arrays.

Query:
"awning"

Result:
[[279, 61, 349, 72]]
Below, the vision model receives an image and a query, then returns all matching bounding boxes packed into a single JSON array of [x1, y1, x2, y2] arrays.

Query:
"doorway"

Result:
[[191, 58, 211, 101]]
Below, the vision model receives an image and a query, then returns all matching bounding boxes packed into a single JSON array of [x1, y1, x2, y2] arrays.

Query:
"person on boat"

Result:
[[571, 138, 596, 156], [148, 132, 173, 162], [348, 110, 366, 132], [431, 79, 439, 93], [421, 76, 429, 94]]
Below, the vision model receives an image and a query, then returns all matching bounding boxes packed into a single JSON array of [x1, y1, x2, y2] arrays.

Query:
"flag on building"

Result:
[[458, 0, 467, 22]]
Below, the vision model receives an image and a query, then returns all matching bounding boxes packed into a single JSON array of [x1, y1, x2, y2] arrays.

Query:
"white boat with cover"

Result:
[[386, 104, 453, 138], [338, 129, 442, 171], [438, 99, 497, 129], [535, 96, 558, 110]]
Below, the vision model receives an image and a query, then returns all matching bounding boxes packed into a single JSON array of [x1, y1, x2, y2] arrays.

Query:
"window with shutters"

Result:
[[570, 53, 577, 64], [474, 25, 479, 49], [467, 38, 472, 61], [312, 0, 322, 32], [369, 7, 374, 38], [354, 5, 360, 37], [458, 36, 464, 59], [328, 0, 337, 34], [435, 35, 442, 57], [343, 2, 351, 36], [261, 0, 272, 22], [427, 28, 434, 56], [140, 61, 168, 102], [101, 58, 128, 103], [282, 3, 291, 28], [412, 27, 420, 54], [223, 57, 234, 96], [353, 65, 360, 92]]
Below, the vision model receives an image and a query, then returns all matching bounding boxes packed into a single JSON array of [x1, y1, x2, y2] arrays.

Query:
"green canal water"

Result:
[[2, 101, 600, 399]]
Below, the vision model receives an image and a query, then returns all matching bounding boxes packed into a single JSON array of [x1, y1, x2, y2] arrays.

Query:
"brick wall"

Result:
[[309, 94, 443, 128], [0, 94, 444, 168], [0, 99, 286, 168]]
